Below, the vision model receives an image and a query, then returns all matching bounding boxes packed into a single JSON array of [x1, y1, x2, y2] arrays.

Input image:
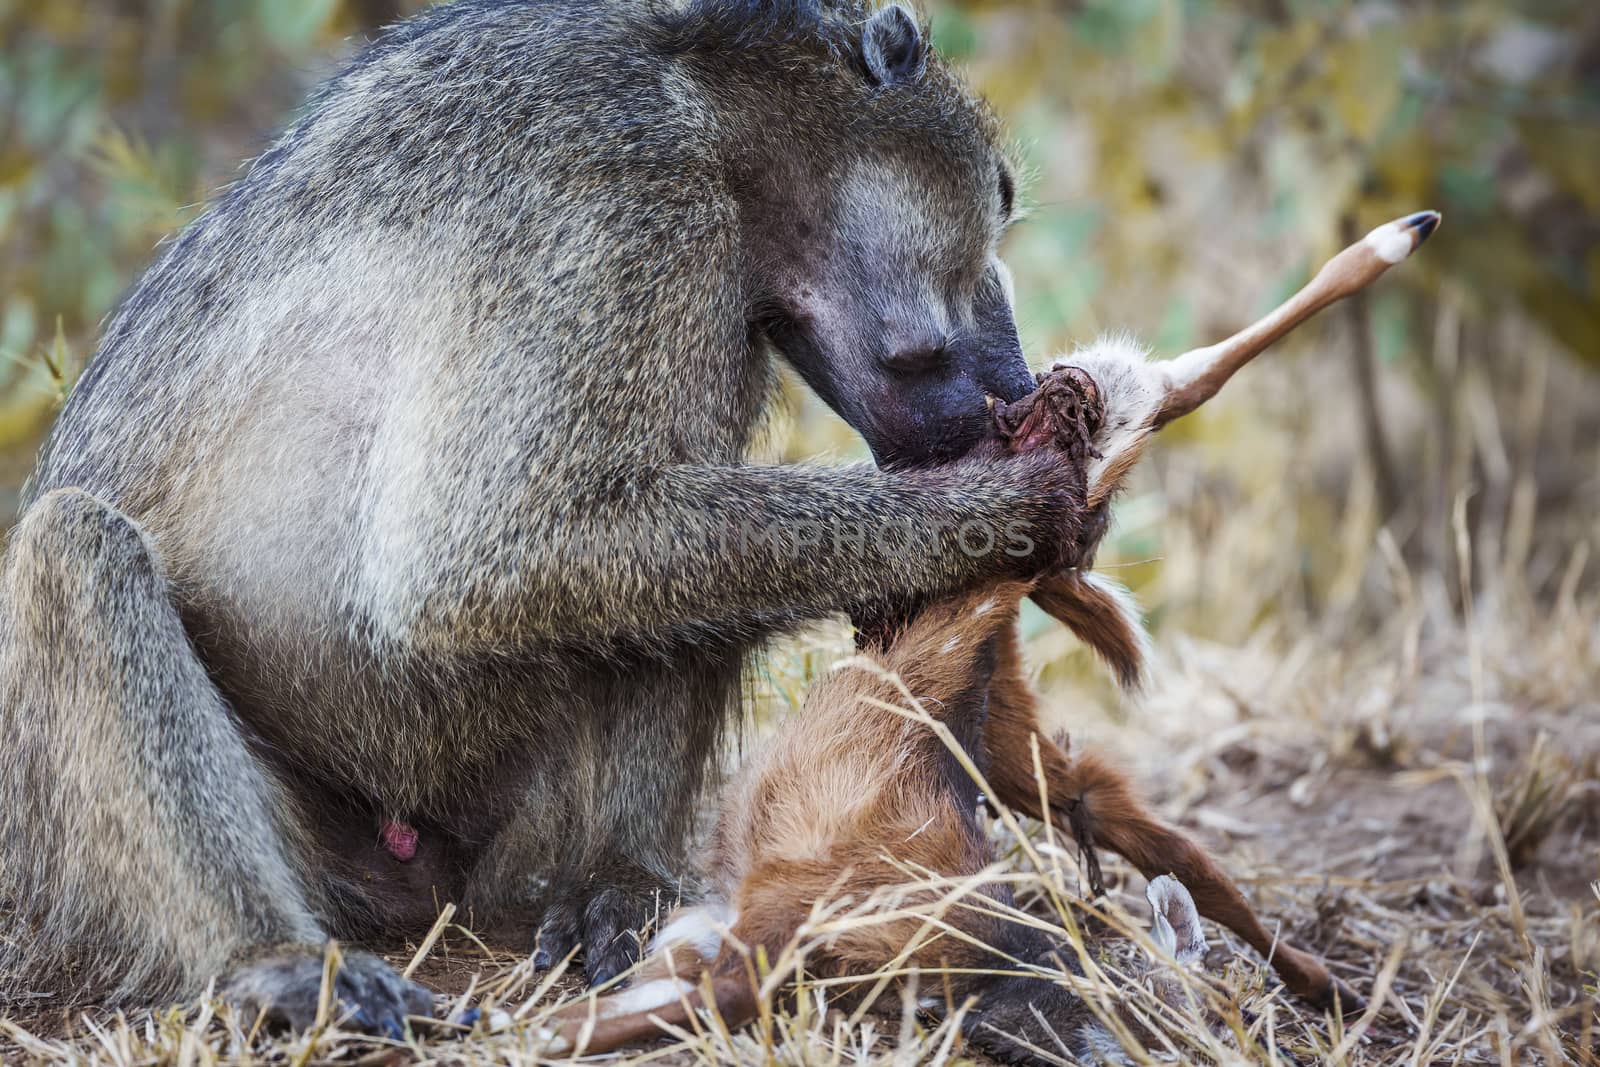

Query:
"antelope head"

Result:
[[1026, 211, 1440, 688]]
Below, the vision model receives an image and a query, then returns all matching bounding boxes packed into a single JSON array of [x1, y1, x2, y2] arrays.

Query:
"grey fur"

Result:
[[1, 0, 1080, 1009]]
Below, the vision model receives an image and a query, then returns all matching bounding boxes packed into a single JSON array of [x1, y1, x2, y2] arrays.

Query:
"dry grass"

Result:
[[2, 304, 1597, 1065], [3, 4, 1595, 1059]]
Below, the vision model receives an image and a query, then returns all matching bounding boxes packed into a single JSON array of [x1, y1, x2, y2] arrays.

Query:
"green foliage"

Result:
[[0, 0, 1594, 522], [948, 0, 1597, 366], [0, 0, 427, 478]]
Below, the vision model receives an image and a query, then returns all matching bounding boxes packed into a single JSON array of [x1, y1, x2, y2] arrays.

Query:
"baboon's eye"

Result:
[[997, 165, 1016, 222]]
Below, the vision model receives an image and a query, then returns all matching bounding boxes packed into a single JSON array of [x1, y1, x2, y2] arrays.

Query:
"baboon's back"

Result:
[[24, 1, 745, 759]]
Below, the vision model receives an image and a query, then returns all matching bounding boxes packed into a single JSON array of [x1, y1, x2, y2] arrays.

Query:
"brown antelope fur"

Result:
[[540, 582, 1194, 1064], [1027, 210, 1444, 670], [976, 355, 1364, 1018], [979, 604, 1362, 1016], [991, 211, 1443, 1015]]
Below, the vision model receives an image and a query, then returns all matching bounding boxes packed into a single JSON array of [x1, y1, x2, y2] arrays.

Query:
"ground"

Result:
[[3, 3, 1596, 1063], [2, 582, 1594, 1064]]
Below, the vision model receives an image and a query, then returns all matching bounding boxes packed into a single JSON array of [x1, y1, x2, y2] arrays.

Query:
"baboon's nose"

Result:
[[984, 360, 1038, 403], [878, 320, 951, 375]]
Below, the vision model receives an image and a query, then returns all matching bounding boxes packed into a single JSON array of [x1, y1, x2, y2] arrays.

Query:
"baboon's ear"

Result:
[[862, 5, 926, 86]]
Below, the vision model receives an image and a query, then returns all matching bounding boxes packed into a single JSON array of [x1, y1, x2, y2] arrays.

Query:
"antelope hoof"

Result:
[[1290, 965, 1366, 1018], [1315, 973, 1368, 1018]]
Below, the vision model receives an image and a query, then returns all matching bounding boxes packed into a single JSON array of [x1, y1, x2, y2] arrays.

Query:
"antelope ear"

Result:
[[862, 5, 926, 85], [1145, 875, 1207, 967]]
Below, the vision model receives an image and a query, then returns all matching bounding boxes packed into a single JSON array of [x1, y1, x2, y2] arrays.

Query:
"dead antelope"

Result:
[[538, 581, 1214, 1064], [528, 212, 1437, 1060]]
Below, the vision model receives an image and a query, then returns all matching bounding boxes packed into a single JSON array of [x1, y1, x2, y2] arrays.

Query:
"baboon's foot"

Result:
[[222, 947, 434, 1037], [532, 869, 676, 986]]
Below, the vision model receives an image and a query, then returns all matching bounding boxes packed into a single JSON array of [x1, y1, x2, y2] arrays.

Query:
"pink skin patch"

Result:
[[380, 819, 419, 863]]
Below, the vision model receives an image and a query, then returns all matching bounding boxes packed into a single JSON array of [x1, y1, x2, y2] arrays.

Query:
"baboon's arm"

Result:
[[412, 454, 1083, 649]]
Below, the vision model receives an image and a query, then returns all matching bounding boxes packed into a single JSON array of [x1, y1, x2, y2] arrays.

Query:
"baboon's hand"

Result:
[[982, 364, 1106, 578], [532, 869, 675, 987], [222, 947, 434, 1037], [992, 448, 1094, 578], [1070, 497, 1113, 571]]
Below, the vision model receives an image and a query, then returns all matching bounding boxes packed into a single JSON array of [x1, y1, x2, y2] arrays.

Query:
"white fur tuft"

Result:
[[651, 902, 735, 961], [1050, 333, 1164, 494], [599, 977, 695, 1017], [1362, 218, 1414, 264]]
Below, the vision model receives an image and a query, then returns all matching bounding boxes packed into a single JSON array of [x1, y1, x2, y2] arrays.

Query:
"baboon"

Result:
[[0, 0, 1092, 1028]]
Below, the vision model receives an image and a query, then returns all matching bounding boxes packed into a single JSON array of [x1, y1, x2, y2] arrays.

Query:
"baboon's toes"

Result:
[[222, 947, 434, 1037], [532, 899, 581, 971], [581, 886, 646, 985], [530, 874, 667, 986]]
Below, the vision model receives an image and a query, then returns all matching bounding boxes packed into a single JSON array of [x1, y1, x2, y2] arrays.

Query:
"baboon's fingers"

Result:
[[222, 948, 434, 1038], [532, 899, 581, 972], [582, 886, 649, 987], [533, 877, 661, 986]]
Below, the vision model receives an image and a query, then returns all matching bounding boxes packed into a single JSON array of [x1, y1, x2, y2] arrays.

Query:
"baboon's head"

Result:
[[706, 2, 1033, 467]]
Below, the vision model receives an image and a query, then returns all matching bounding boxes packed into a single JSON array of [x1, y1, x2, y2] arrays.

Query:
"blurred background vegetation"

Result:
[[1, 0, 1596, 668]]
